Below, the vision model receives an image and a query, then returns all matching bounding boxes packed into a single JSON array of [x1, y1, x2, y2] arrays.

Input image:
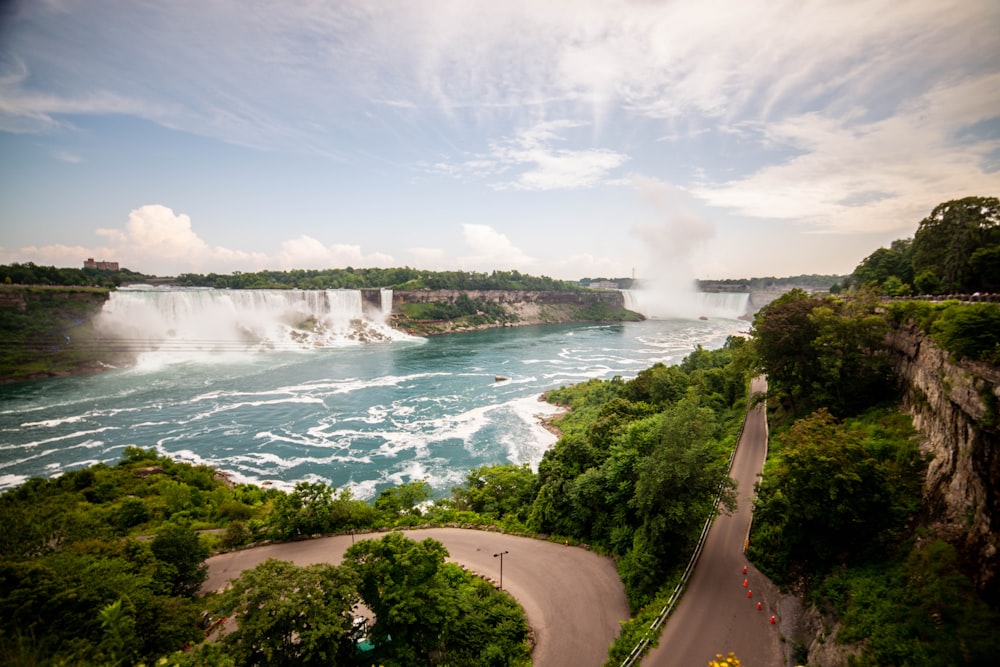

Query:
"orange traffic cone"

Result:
[[742, 565, 747, 575], [756, 602, 761, 611], [770, 615, 776, 624], [742, 578, 748, 587], [747, 589, 752, 598]]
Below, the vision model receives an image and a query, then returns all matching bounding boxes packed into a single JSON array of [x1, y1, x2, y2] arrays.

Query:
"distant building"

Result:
[[588, 280, 619, 289], [84, 258, 119, 271]]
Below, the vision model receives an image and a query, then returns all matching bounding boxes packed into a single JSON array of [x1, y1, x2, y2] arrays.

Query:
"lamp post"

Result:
[[493, 550, 509, 590]]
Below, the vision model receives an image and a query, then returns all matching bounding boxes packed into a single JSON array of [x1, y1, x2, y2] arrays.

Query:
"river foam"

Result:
[[0, 318, 747, 495]]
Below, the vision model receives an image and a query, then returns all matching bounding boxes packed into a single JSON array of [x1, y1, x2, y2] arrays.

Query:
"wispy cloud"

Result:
[[1, 0, 998, 271], [53, 149, 81, 163], [690, 72, 1000, 233], [428, 120, 628, 190]]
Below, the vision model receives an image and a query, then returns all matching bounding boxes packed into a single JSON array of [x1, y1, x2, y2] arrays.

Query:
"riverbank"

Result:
[[2, 286, 644, 381]]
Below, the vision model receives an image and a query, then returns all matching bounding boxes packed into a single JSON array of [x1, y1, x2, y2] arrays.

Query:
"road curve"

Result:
[[643, 376, 782, 667], [204, 527, 630, 667]]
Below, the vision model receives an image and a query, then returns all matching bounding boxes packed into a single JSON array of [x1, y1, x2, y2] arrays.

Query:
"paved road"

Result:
[[643, 376, 783, 667], [204, 527, 630, 667]]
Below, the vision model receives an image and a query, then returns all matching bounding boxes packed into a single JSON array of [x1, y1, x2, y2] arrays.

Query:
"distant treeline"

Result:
[[1, 262, 148, 288], [696, 274, 847, 292], [176, 268, 581, 291]]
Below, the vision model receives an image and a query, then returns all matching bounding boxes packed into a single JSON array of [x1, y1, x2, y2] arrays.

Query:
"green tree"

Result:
[[625, 395, 735, 602], [268, 481, 376, 539], [150, 523, 209, 597], [98, 597, 137, 667], [853, 239, 913, 291], [969, 244, 1000, 291], [374, 479, 432, 519], [750, 289, 826, 414], [807, 301, 895, 415], [911, 196, 1000, 293], [344, 532, 457, 664], [931, 302, 1000, 363], [218, 558, 359, 667], [752, 410, 898, 570], [451, 464, 537, 523]]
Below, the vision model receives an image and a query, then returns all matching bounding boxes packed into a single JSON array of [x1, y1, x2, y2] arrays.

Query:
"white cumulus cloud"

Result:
[[460, 224, 536, 268], [3, 205, 397, 276], [277, 235, 394, 269]]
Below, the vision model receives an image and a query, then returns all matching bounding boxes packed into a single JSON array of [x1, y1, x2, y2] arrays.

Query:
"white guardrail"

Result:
[[618, 379, 765, 667]]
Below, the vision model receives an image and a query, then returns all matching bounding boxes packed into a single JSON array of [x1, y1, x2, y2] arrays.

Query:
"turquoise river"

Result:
[[0, 290, 749, 498]]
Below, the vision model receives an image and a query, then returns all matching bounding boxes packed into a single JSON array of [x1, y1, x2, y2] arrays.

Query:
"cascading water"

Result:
[[96, 286, 407, 361], [380, 288, 393, 321], [622, 289, 749, 319], [698, 292, 750, 318]]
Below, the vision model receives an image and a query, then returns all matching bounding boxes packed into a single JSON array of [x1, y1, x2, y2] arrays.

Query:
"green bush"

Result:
[[931, 302, 1000, 363]]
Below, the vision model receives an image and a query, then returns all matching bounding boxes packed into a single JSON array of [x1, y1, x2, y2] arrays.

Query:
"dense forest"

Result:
[[842, 196, 1000, 295]]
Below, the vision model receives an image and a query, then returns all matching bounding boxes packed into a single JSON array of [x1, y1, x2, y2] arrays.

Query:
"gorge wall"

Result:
[[887, 323, 1000, 602], [391, 289, 642, 334]]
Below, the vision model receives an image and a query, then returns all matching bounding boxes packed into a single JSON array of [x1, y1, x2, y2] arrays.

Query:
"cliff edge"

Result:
[[888, 323, 1000, 603], [391, 289, 644, 335]]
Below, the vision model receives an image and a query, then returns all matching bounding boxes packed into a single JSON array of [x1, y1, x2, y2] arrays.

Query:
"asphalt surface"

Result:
[[204, 527, 630, 667], [643, 376, 783, 667]]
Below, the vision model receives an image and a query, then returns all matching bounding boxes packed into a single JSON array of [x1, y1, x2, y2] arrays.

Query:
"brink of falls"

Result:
[[96, 287, 402, 360]]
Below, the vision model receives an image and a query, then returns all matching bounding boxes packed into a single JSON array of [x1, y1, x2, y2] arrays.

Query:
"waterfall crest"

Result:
[[97, 287, 406, 358], [622, 289, 749, 319]]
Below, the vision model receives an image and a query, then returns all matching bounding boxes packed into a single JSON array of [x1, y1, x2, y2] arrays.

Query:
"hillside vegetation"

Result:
[[748, 293, 999, 662], [0, 285, 117, 381]]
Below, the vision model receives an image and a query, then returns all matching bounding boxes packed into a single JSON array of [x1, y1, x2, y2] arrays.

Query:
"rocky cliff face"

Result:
[[887, 323, 1000, 602], [0, 286, 113, 381], [393, 289, 626, 307], [391, 289, 641, 334]]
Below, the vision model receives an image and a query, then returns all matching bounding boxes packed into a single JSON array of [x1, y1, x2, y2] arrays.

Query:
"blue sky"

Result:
[[1, 0, 998, 281]]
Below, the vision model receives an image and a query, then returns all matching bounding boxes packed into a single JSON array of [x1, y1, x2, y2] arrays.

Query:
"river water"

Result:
[[0, 293, 748, 498]]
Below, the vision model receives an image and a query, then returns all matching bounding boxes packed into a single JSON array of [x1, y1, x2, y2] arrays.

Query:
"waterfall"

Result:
[[97, 287, 407, 357], [621, 289, 749, 319], [380, 288, 393, 320], [698, 292, 750, 318]]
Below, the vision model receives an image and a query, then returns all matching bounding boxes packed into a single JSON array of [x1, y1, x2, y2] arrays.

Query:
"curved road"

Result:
[[204, 527, 630, 667], [644, 376, 782, 666]]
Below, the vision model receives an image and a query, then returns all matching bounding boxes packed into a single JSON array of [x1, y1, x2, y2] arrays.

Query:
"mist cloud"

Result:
[[628, 178, 716, 317]]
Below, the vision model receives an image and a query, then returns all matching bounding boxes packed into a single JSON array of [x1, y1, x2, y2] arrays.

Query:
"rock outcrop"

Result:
[[391, 289, 642, 334], [887, 323, 1000, 602]]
